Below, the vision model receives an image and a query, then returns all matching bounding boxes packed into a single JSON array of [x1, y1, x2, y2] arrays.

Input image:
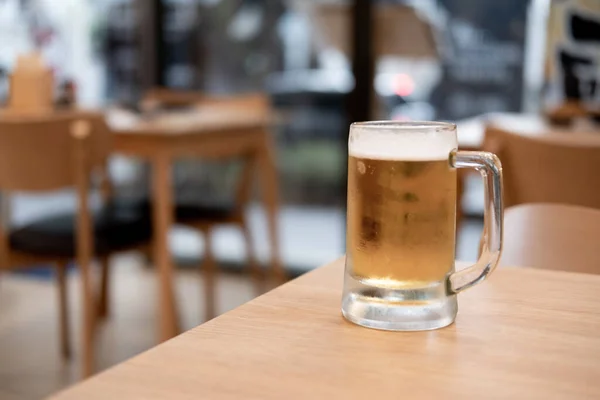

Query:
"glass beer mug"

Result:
[[342, 121, 503, 331]]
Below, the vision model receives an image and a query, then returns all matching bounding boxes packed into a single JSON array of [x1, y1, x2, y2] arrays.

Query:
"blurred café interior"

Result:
[[0, 0, 600, 398]]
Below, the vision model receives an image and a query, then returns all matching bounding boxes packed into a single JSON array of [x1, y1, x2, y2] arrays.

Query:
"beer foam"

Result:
[[349, 122, 457, 161]]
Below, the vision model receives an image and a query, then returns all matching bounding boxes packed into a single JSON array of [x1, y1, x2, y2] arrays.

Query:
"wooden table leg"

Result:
[[257, 131, 286, 283], [201, 228, 216, 321], [151, 155, 180, 341]]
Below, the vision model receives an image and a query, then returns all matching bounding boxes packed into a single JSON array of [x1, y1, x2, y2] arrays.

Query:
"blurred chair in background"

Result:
[[104, 90, 281, 334], [172, 93, 270, 320], [483, 126, 600, 209], [501, 203, 600, 274], [0, 113, 152, 378]]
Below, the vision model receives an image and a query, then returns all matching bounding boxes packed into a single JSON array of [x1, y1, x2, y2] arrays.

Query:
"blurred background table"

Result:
[[52, 257, 600, 400], [108, 104, 283, 341], [457, 112, 600, 149]]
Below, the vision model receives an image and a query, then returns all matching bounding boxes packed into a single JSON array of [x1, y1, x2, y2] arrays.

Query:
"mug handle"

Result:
[[449, 151, 503, 293]]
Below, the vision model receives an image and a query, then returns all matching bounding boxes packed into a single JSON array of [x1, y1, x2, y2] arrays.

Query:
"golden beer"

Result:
[[342, 121, 503, 332], [347, 155, 456, 289]]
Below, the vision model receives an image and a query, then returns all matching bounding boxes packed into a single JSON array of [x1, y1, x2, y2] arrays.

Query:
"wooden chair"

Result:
[[0, 112, 152, 378], [482, 126, 600, 209], [175, 93, 270, 320], [501, 203, 600, 274]]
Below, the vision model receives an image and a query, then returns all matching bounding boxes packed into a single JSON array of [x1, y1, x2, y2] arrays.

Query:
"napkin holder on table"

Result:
[[8, 53, 54, 113]]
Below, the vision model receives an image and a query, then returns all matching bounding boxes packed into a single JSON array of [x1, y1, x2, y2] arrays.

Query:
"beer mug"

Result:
[[342, 121, 503, 331]]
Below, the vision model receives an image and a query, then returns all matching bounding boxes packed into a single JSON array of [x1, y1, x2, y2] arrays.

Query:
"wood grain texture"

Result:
[[52, 258, 600, 400]]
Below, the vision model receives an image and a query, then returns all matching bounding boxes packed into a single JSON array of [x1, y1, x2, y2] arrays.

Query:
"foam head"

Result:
[[349, 121, 457, 161]]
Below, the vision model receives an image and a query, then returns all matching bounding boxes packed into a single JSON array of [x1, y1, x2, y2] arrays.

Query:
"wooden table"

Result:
[[52, 258, 600, 399], [457, 112, 600, 149], [108, 107, 284, 342]]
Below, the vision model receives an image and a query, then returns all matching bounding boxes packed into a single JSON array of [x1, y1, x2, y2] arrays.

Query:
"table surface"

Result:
[[106, 106, 268, 136], [52, 258, 600, 399]]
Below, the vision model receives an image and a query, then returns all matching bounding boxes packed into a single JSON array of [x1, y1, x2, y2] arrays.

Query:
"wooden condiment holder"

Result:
[[8, 53, 54, 113]]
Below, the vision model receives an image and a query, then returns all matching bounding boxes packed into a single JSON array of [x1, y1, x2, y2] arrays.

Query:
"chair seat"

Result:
[[9, 199, 152, 257], [133, 190, 236, 224], [174, 199, 237, 224]]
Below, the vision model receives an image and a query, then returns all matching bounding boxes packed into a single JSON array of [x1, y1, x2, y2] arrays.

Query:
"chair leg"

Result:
[[202, 229, 217, 321], [142, 245, 154, 269], [241, 221, 264, 295], [80, 261, 96, 378], [56, 262, 71, 360], [98, 256, 110, 318]]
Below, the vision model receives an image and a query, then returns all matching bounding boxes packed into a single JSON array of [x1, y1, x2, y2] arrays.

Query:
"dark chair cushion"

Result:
[[9, 199, 152, 257], [170, 189, 237, 224], [175, 201, 236, 223]]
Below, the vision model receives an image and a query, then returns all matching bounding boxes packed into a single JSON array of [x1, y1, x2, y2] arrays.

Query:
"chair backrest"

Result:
[[193, 93, 271, 209], [145, 92, 271, 210], [197, 93, 270, 113], [142, 87, 205, 109], [0, 111, 112, 192], [501, 203, 600, 274], [483, 126, 600, 209]]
